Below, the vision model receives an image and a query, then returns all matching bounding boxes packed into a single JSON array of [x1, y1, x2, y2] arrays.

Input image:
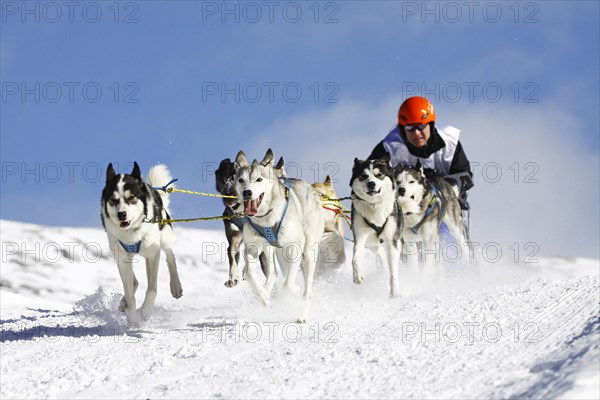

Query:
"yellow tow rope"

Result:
[[148, 213, 244, 226], [164, 187, 237, 199], [147, 180, 239, 225], [149, 180, 355, 227]]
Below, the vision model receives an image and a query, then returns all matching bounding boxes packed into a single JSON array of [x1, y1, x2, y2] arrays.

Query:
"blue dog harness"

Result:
[[246, 178, 292, 248], [116, 177, 178, 254], [410, 184, 438, 234], [118, 240, 142, 254], [152, 178, 178, 192]]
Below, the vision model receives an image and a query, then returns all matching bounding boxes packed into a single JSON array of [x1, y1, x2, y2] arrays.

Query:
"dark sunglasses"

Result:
[[405, 124, 427, 132]]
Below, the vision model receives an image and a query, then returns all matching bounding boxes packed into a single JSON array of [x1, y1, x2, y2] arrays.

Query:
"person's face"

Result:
[[404, 123, 431, 148]]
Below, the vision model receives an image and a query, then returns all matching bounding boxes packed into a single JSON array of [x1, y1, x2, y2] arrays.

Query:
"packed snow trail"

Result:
[[1, 220, 598, 399]]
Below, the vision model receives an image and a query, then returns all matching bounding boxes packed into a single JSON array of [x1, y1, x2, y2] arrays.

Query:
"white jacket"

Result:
[[382, 125, 460, 176]]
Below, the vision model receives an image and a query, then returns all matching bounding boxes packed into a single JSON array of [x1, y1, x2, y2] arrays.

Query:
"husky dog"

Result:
[[216, 158, 269, 288], [234, 149, 324, 322], [311, 176, 346, 270], [350, 155, 403, 297], [101, 162, 183, 327], [312, 175, 346, 238], [395, 162, 470, 274]]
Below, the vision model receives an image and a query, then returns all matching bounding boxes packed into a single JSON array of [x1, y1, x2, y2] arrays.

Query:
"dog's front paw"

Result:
[[224, 279, 238, 288], [126, 311, 140, 329], [140, 306, 153, 322], [353, 273, 364, 285], [255, 287, 271, 306], [171, 281, 183, 299], [126, 319, 141, 330], [258, 293, 270, 307], [283, 283, 300, 295]]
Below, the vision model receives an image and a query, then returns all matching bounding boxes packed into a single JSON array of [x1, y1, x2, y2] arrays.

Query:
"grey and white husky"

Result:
[[395, 162, 470, 275], [101, 162, 183, 327], [234, 149, 324, 322], [350, 155, 403, 298], [215, 158, 268, 288]]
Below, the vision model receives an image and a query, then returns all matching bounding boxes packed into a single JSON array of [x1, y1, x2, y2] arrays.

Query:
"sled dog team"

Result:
[[101, 149, 470, 326]]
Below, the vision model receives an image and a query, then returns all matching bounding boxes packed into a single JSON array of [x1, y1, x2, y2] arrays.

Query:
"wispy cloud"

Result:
[[247, 97, 599, 258]]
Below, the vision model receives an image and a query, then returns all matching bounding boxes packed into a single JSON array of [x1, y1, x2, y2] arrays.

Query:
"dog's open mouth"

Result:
[[244, 193, 264, 217], [119, 220, 131, 228], [367, 188, 382, 196]]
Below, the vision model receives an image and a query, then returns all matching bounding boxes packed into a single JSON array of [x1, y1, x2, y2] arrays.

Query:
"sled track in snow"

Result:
[[1, 257, 598, 399], [2, 220, 599, 399]]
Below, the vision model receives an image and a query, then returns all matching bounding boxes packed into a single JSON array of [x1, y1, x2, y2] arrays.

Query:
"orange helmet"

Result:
[[397, 96, 436, 126]]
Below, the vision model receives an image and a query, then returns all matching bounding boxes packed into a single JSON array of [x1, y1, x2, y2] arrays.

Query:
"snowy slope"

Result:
[[1, 219, 598, 399]]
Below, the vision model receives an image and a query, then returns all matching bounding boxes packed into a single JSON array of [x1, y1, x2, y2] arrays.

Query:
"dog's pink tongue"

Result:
[[244, 199, 258, 216]]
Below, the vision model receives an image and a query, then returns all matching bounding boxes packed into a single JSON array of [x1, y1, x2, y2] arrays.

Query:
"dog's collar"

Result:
[[254, 207, 274, 219], [118, 240, 142, 254], [350, 191, 370, 203], [404, 195, 435, 217]]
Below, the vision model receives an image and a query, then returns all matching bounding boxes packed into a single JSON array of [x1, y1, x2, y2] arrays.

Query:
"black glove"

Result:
[[444, 172, 473, 210]]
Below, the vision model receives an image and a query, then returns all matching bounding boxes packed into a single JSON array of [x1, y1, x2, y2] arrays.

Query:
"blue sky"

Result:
[[1, 0, 599, 258]]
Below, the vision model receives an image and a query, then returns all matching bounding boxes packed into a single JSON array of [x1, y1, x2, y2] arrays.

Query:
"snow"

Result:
[[1, 219, 599, 399]]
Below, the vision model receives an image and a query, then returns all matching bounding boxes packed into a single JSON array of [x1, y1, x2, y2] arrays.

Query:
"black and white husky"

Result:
[[395, 163, 470, 276], [101, 162, 183, 327], [234, 149, 324, 322], [350, 155, 403, 297]]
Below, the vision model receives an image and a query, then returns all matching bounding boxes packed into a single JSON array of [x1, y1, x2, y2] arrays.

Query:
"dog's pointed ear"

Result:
[[381, 152, 391, 165], [274, 157, 286, 179], [415, 159, 424, 175], [275, 156, 285, 170], [394, 164, 404, 175], [235, 151, 248, 168], [260, 148, 274, 166], [219, 158, 231, 168], [351, 159, 363, 187], [216, 158, 230, 176], [324, 175, 332, 186], [131, 162, 142, 181], [106, 163, 116, 183]]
